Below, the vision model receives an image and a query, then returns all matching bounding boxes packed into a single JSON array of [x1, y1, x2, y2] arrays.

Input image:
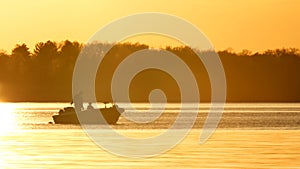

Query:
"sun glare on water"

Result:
[[0, 102, 17, 133]]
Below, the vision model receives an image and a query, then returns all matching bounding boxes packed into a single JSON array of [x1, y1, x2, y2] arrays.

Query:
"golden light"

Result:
[[0, 103, 17, 134]]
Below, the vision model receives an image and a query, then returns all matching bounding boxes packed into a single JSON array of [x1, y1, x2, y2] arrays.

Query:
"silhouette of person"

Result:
[[71, 91, 84, 111], [87, 102, 94, 110]]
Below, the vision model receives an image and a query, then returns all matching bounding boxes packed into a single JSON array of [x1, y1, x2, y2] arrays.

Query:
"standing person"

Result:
[[71, 91, 84, 111]]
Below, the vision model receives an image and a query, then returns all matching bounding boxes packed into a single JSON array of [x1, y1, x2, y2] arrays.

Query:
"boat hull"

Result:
[[52, 105, 124, 124]]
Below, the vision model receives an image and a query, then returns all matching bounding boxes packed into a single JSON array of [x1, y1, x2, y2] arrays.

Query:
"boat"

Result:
[[52, 103, 124, 124]]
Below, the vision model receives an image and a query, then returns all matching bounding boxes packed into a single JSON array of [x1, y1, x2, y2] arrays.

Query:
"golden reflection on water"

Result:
[[0, 130, 299, 168], [0, 103, 18, 134], [0, 102, 299, 168]]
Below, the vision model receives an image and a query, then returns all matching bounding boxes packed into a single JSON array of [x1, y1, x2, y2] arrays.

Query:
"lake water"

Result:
[[0, 102, 300, 168]]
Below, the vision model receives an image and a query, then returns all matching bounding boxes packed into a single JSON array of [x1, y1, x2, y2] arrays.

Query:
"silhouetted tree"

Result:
[[0, 51, 9, 81], [10, 44, 31, 76], [33, 41, 59, 78], [0, 41, 299, 102], [59, 40, 82, 73]]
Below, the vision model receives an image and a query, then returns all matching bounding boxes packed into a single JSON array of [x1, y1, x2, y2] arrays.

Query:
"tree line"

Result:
[[0, 40, 299, 102]]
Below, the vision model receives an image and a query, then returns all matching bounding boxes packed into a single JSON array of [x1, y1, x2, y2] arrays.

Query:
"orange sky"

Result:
[[0, 0, 299, 52]]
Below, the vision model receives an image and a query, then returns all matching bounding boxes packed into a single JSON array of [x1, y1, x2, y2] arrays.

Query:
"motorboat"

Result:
[[52, 103, 124, 124]]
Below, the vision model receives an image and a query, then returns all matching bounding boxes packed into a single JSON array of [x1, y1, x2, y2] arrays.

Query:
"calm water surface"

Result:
[[0, 103, 299, 168]]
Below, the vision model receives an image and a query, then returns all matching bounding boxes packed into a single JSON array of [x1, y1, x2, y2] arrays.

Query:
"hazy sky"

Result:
[[0, 0, 299, 52]]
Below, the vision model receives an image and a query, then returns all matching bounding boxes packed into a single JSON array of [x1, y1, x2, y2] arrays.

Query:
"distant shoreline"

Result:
[[1, 41, 300, 103]]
